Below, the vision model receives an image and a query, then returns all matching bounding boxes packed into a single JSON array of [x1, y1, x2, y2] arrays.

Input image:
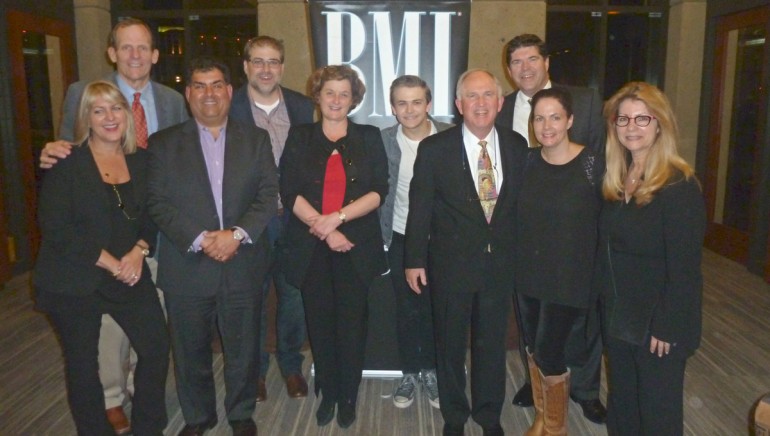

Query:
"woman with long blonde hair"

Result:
[[597, 82, 705, 435]]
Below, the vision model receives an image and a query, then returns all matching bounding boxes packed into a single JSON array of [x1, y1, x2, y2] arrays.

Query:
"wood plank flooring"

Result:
[[1, 249, 768, 435]]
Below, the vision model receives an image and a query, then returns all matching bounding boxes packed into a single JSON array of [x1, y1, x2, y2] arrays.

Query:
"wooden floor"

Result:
[[1, 249, 769, 435]]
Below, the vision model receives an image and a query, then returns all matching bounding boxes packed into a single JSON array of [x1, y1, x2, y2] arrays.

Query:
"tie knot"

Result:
[[479, 140, 488, 149], [133, 92, 141, 102]]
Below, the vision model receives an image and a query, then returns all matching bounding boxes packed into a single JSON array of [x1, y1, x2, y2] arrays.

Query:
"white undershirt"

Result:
[[462, 125, 503, 194], [392, 122, 438, 234]]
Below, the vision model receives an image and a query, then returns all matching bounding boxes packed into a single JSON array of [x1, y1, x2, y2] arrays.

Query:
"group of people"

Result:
[[33, 17, 705, 436]]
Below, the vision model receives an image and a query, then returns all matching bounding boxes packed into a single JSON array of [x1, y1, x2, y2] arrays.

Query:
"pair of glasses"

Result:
[[615, 115, 656, 127], [248, 58, 282, 69], [112, 184, 136, 220]]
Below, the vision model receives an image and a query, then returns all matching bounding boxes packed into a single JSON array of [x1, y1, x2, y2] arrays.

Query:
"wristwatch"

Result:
[[338, 210, 347, 224], [135, 243, 150, 257], [231, 227, 245, 242]]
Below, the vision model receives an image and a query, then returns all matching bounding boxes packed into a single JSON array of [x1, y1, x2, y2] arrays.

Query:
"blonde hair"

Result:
[[74, 81, 137, 154], [602, 82, 694, 205]]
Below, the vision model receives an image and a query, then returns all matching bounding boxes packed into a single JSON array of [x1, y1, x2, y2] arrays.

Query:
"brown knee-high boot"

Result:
[[542, 369, 570, 435], [525, 348, 545, 436]]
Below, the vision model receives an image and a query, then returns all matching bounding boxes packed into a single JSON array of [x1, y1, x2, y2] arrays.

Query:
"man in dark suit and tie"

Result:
[[147, 57, 277, 436], [38, 18, 188, 434], [496, 33, 608, 424], [405, 69, 528, 435]]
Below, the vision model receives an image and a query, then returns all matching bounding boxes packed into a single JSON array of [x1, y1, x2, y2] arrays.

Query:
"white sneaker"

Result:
[[421, 369, 440, 409], [393, 373, 419, 408]]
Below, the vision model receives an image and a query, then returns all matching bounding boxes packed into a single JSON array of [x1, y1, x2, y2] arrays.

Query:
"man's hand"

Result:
[[40, 140, 73, 169], [405, 268, 427, 294], [200, 230, 240, 262]]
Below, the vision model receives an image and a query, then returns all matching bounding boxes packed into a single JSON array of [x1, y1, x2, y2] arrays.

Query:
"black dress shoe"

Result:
[[316, 397, 335, 426], [571, 396, 607, 424], [178, 419, 216, 436], [230, 419, 257, 436], [512, 382, 534, 407], [443, 422, 464, 436], [481, 424, 504, 436], [336, 400, 356, 429]]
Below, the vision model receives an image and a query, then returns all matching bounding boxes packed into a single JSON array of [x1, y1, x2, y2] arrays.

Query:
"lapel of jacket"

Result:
[[77, 144, 112, 220], [182, 119, 220, 223], [221, 119, 245, 225], [452, 126, 488, 224]]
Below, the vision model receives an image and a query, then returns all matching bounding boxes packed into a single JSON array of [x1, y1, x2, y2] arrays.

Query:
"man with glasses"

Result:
[[230, 36, 315, 402], [496, 33, 608, 425]]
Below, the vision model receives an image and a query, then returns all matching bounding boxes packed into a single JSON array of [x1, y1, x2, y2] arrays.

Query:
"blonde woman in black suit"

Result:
[[597, 82, 705, 435], [34, 81, 168, 435]]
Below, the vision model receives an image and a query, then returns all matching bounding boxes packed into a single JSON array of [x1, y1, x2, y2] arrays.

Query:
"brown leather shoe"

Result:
[[106, 406, 131, 435], [285, 373, 308, 398], [256, 377, 267, 402]]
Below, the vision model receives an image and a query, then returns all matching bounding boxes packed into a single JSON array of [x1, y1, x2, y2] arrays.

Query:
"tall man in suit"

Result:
[[229, 35, 315, 401], [405, 69, 528, 435], [147, 57, 277, 436], [495, 33, 608, 424], [38, 18, 188, 434]]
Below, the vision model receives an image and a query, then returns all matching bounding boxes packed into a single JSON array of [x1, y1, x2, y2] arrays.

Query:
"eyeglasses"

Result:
[[615, 115, 656, 127], [112, 184, 136, 221], [248, 58, 282, 69]]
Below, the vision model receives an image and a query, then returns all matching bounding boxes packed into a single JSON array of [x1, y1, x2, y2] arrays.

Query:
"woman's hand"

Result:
[[649, 336, 671, 357], [116, 246, 145, 286], [309, 212, 342, 240], [326, 230, 354, 252]]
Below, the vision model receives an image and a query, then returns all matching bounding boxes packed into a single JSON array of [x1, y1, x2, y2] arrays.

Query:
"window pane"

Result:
[[189, 15, 256, 89], [187, 0, 254, 9], [546, 12, 602, 90], [604, 12, 665, 98], [145, 18, 186, 95], [113, 0, 183, 10]]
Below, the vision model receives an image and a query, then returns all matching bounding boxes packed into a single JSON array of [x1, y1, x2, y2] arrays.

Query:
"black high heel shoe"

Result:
[[316, 396, 336, 426], [337, 399, 356, 429]]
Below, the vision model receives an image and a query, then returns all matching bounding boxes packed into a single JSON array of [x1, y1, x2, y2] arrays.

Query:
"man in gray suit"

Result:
[[147, 57, 277, 436], [39, 18, 187, 434], [496, 33, 607, 424]]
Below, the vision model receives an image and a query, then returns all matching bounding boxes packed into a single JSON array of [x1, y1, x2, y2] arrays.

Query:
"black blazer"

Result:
[[404, 125, 529, 295], [496, 84, 606, 154], [34, 144, 156, 297], [279, 121, 389, 288], [230, 84, 315, 127], [597, 174, 705, 356], [147, 118, 278, 297]]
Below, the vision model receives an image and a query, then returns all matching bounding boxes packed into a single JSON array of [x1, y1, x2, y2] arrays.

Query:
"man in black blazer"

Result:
[[405, 69, 528, 436], [229, 35, 315, 401], [496, 33, 607, 424], [148, 57, 277, 436]]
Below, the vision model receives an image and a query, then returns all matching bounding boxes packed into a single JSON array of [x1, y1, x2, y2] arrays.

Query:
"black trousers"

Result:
[[301, 243, 369, 403], [432, 255, 511, 429], [518, 294, 585, 376], [389, 232, 436, 374], [165, 276, 261, 426], [43, 288, 169, 436], [513, 293, 603, 399], [606, 336, 687, 436]]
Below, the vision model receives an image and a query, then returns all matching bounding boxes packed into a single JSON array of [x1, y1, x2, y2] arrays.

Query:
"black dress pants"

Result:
[[606, 336, 687, 436], [165, 276, 261, 426], [44, 288, 169, 436], [301, 243, 369, 403], [432, 255, 511, 429]]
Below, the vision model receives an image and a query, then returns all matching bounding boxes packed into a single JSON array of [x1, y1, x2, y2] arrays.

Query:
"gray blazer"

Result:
[[496, 84, 605, 154], [147, 118, 278, 297], [58, 72, 189, 141], [379, 118, 453, 247]]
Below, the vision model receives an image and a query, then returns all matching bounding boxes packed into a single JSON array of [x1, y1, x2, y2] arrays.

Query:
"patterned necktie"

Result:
[[477, 140, 498, 223], [132, 92, 148, 148]]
